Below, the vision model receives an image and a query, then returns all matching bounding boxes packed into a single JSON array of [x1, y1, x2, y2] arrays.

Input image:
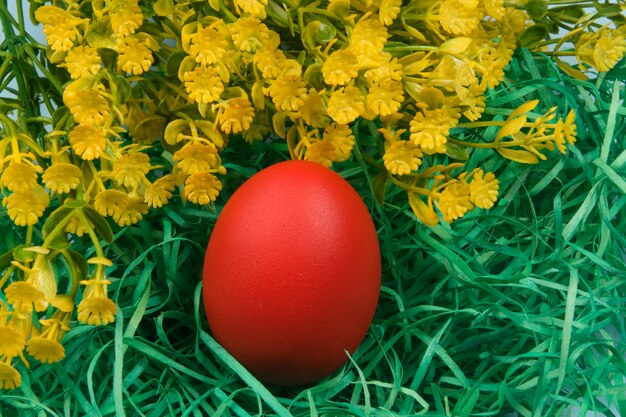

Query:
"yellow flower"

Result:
[[112, 152, 152, 188], [26, 337, 65, 364], [367, 80, 404, 116], [501, 9, 529, 35], [1, 161, 41, 192], [264, 74, 308, 112], [409, 109, 458, 154], [183, 66, 224, 104], [323, 123, 355, 162], [233, 0, 268, 18], [69, 124, 108, 160], [436, 182, 474, 222], [36, 6, 84, 52], [217, 98, 255, 134], [117, 37, 154, 75], [254, 46, 287, 79], [189, 25, 229, 66], [78, 297, 117, 326], [349, 17, 389, 64], [62, 46, 101, 79], [94, 189, 129, 217], [485, 0, 506, 20], [173, 143, 221, 175], [460, 85, 486, 121], [183, 173, 222, 204], [322, 49, 359, 86], [112, 195, 149, 226], [110, 0, 143, 37], [304, 140, 336, 168], [300, 89, 329, 128], [0, 361, 21, 390], [0, 326, 26, 358], [145, 174, 176, 208], [469, 170, 499, 209], [593, 28, 626, 72], [439, 0, 482, 35], [42, 163, 82, 194], [65, 213, 88, 236], [4, 281, 48, 313], [64, 85, 110, 126], [379, 0, 401, 26], [229, 17, 270, 53], [383, 140, 422, 175], [327, 86, 365, 125], [363, 53, 403, 83], [4, 186, 50, 227]]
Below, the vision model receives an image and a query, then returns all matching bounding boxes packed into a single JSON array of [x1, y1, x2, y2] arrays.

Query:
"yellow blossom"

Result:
[[109, 0, 144, 37], [304, 140, 336, 168], [254, 46, 287, 79], [64, 85, 110, 126], [4, 281, 48, 313], [112, 152, 152, 188], [233, 0, 268, 18], [65, 214, 88, 236], [469, 170, 499, 209], [189, 25, 229, 66], [485, 0, 506, 20], [1, 161, 41, 193], [183, 173, 222, 204], [145, 175, 176, 208], [173, 143, 221, 175], [264, 74, 308, 112], [112, 195, 149, 226], [439, 0, 482, 35], [78, 296, 117, 325], [327, 86, 365, 125], [217, 98, 255, 134], [117, 37, 154, 75], [94, 189, 129, 217], [300, 89, 329, 128], [3, 186, 50, 227], [436, 181, 474, 222], [383, 141, 423, 175], [0, 361, 21, 390], [367, 80, 404, 116], [42, 163, 82, 194], [323, 123, 355, 162], [61, 46, 101, 79], [379, 0, 402, 26], [69, 124, 108, 160], [26, 338, 65, 364], [363, 53, 403, 83], [322, 49, 359, 86], [183, 66, 224, 104], [35, 6, 84, 52], [349, 17, 389, 64], [409, 109, 458, 154], [592, 28, 626, 72], [229, 17, 270, 53], [0, 326, 26, 358]]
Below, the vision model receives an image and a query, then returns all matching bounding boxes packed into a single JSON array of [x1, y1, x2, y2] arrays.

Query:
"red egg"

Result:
[[203, 160, 381, 386]]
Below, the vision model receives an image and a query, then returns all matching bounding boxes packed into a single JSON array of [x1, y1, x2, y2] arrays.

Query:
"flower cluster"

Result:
[[0, 0, 623, 389]]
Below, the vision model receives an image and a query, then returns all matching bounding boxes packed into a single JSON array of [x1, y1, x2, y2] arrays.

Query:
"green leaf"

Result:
[[42, 205, 74, 240], [371, 171, 388, 206], [0, 250, 13, 271], [165, 50, 187, 77], [519, 25, 549, 46], [51, 106, 71, 130], [97, 47, 118, 70], [525, 0, 547, 19], [445, 141, 470, 161], [13, 244, 36, 263], [103, 70, 132, 106], [83, 206, 115, 244], [63, 199, 87, 209]]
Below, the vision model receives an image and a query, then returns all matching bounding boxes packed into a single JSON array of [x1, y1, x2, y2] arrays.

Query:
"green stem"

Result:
[[448, 138, 496, 149], [23, 46, 64, 94], [76, 211, 105, 258], [42, 209, 78, 249]]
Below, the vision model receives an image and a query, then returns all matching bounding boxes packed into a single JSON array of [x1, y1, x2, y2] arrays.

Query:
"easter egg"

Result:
[[202, 160, 381, 386]]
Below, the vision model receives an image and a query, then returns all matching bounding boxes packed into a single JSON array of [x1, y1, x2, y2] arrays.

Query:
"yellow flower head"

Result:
[[469, 170, 499, 209], [409, 109, 457, 154], [77, 297, 117, 326], [299, 89, 329, 128], [327, 86, 365, 125], [254, 46, 287, 79], [229, 17, 270, 53], [65, 214, 88, 236], [117, 37, 154, 75], [145, 175, 176, 208], [322, 49, 359, 86], [183, 173, 222, 205], [42, 163, 82, 194], [94, 189, 130, 217], [26, 337, 65, 364], [64, 85, 110, 126], [1, 161, 41, 193], [62, 46, 101, 79], [112, 195, 148, 226], [593, 27, 626, 72], [183, 66, 224, 104], [323, 123, 355, 162], [233, 0, 268, 18], [4, 281, 48, 313], [36, 6, 84, 52], [436, 181, 474, 223], [112, 152, 152, 188], [4, 186, 50, 227], [485, 0, 506, 20], [109, 0, 144, 37], [0, 361, 21, 390], [383, 140, 423, 175], [367, 80, 404, 116], [349, 17, 389, 63], [379, 0, 401, 26], [173, 143, 221, 175], [304, 140, 336, 168], [189, 25, 229, 66], [439, 0, 482, 35], [264, 74, 308, 112], [363, 53, 403, 84], [0, 326, 26, 358], [69, 124, 108, 160], [217, 97, 255, 134]]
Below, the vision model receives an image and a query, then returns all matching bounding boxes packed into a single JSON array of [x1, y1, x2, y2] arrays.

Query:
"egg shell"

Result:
[[203, 160, 381, 386]]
